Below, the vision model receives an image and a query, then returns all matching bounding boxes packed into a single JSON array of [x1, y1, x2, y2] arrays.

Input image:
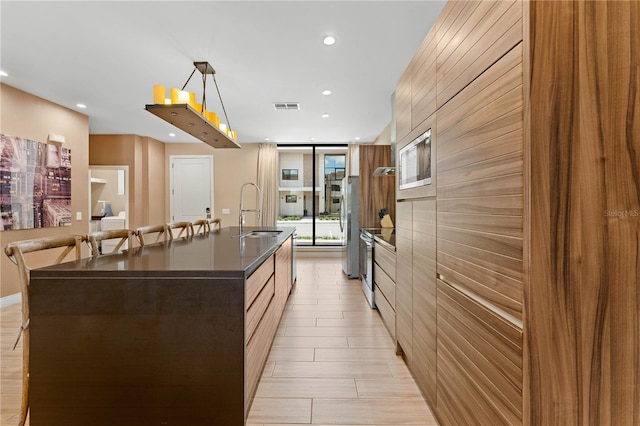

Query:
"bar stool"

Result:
[[135, 224, 169, 246], [192, 219, 210, 235], [208, 217, 222, 231], [85, 229, 136, 255], [167, 221, 194, 240], [4, 235, 83, 426]]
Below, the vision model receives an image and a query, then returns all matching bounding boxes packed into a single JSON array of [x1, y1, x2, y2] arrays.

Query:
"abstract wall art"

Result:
[[1, 134, 71, 230]]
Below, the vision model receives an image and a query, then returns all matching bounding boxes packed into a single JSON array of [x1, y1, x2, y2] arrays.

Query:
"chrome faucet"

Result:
[[239, 182, 262, 235]]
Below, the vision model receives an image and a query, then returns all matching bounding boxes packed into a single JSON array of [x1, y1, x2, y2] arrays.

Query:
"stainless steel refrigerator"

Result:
[[341, 176, 359, 278]]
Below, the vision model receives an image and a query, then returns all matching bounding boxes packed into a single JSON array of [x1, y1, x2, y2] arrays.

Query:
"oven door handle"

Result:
[[359, 233, 373, 247]]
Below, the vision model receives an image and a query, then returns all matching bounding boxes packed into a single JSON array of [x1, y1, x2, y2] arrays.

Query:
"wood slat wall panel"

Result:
[[438, 238, 522, 283], [437, 212, 522, 238], [436, 0, 484, 69], [434, 0, 468, 48], [437, 0, 523, 108], [438, 329, 520, 425], [437, 111, 522, 161], [438, 284, 522, 381], [438, 134, 523, 186], [437, 173, 522, 200], [526, 1, 640, 424], [359, 145, 395, 228], [411, 29, 437, 128], [437, 44, 523, 165], [411, 199, 437, 407], [395, 65, 413, 143], [438, 195, 522, 217], [437, 251, 521, 320], [438, 346, 505, 426], [437, 280, 523, 426], [395, 201, 413, 363], [438, 226, 521, 260]]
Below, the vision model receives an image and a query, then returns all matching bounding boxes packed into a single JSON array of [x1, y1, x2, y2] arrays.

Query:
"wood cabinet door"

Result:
[[411, 199, 437, 408], [436, 0, 523, 108], [395, 201, 413, 362], [436, 279, 523, 426], [275, 236, 292, 314]]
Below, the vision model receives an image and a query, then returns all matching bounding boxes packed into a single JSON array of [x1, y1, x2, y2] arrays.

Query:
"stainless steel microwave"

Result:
[[398, 128, 431, 190]]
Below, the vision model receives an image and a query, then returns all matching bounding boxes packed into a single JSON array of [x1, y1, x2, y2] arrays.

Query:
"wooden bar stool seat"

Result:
[[85, 229, 135, 255], [167, 221, 194, 240], [135, 224, 169, 246]]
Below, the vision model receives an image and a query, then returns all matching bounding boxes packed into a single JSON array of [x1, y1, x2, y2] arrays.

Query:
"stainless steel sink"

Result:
[[239, 230, 282, 238]]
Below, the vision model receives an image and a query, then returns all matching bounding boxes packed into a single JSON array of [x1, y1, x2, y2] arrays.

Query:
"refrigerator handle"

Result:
[[339, 195, 344, 233]]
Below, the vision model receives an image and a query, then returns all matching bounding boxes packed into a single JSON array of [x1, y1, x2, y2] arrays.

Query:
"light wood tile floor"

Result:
[[0, 257, 438, 425]]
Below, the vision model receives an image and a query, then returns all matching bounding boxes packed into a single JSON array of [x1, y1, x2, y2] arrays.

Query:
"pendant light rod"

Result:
[[212, 73, 232, 134], [178, 62, 230, 132], [180, 68, 197, 91]]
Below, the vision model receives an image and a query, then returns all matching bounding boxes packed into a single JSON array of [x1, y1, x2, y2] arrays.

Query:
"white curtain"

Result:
[[257, 143, 279, 226], [347, 143, 360, 176]]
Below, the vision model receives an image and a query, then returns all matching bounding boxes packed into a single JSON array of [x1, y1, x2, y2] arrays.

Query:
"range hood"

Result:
[[373, 165, 395, 176], [373, 92, 397, 177]]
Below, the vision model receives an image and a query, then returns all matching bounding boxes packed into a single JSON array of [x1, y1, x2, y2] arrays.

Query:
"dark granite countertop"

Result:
[[31, 226, 295, 279]]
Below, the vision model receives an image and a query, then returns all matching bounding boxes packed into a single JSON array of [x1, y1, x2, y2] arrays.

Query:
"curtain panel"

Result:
[[257, 143, 279, 226], [347, 143, 360, 176]]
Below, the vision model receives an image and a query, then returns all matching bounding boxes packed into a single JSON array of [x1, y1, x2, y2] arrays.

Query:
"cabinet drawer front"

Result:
[[374, 263, 396, 308], [374, 243, 396, 279], [437, 279, 522, 426], [247, 254, 275, 306], [375, 284, 396, 340], [246, 275, 275, 343], [245, 293, 279, 413]]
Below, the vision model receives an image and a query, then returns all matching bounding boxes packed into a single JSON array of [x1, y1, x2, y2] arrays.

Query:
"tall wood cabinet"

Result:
[[358, 145, 395, 228], [394, 1, 639, 425]]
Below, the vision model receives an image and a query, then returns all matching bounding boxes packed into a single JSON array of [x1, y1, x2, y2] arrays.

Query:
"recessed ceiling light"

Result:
[[323, 35, 336, 46], [169, 133, 176, 137], [322, 89, 332, 96], [355, 137, 361, 141], [309, 137, 316, 142], [0, 70, 7, 77], [321, 113, 330, 118], [264, 137, 270, 141], [76, 103, 86, 109]]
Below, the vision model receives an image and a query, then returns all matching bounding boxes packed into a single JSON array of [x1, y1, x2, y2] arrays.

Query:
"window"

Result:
[[282, 169, 298, 180], [276, 145, 347, 246]]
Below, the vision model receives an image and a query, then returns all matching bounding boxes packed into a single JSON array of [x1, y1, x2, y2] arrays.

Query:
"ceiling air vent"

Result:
[[273, 102, 300, 110]]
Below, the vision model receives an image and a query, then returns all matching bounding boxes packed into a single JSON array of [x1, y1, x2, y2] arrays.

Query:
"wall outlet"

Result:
[[76, 211, 82, 220], [222, 208, 230, 215]]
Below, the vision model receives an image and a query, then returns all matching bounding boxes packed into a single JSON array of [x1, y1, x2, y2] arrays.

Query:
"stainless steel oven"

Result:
[[359, 229, 375, 308]]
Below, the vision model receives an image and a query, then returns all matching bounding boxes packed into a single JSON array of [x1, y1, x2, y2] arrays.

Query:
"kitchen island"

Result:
[[28, 226, 295, 425]]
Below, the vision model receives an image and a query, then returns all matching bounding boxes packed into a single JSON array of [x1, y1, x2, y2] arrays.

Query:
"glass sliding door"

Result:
[[277, 145, 347, 246]]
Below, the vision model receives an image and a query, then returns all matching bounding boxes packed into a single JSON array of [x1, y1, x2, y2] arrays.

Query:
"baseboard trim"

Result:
[[295, 246, 341, 258], [0, 292, 21, 309]]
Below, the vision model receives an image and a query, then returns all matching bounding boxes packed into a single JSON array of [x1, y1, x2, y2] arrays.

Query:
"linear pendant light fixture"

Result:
[[145, 61, 241, 149]]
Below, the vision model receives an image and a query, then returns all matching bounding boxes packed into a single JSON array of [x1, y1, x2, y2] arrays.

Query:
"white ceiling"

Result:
[[1, 1, 445, 145]]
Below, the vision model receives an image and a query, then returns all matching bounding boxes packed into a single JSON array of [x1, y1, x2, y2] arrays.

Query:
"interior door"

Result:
[[170, 155, 213, 222]]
